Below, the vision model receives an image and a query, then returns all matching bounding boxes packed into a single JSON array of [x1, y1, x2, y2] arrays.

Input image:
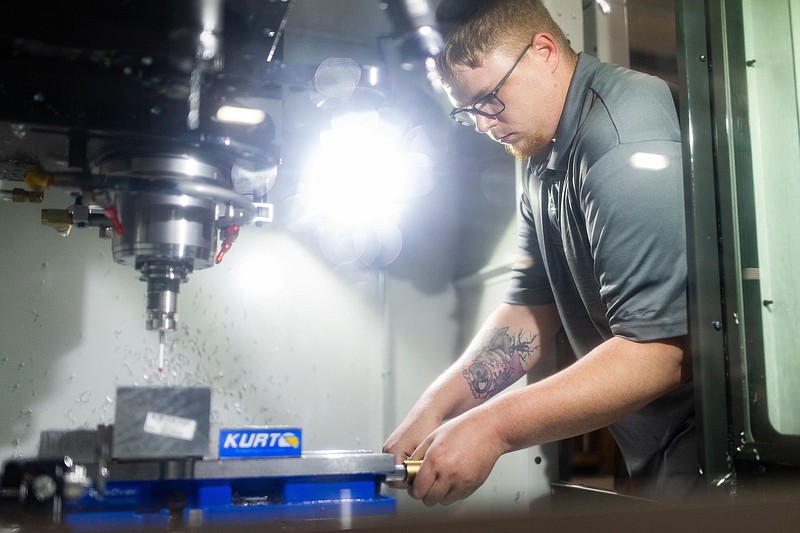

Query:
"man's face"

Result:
[[447, 46, 561, 159]]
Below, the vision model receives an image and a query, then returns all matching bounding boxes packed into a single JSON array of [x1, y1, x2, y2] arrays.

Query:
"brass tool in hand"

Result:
[[403, 460, 422, 484], [385, 460, 423, 485]]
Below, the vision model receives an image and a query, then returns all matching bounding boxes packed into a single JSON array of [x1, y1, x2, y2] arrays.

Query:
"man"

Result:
[[383, 0, 697, 506]]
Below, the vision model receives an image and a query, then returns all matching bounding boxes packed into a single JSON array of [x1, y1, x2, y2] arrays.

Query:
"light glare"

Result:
[[630, 152, 670, 171], [306, 147, 411, 228], [596, 0, 612, 14], [296, 108, 434, 267], [216, 105, 266, 125], [305, 111, 416, 229], [368, 66, 380, 87]]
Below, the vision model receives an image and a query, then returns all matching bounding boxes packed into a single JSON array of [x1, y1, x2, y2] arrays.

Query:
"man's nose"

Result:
[[474, 113, 496, 133]]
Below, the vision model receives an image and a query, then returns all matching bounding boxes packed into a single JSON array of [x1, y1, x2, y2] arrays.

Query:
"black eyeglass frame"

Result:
[[448, 43, 532, 126]]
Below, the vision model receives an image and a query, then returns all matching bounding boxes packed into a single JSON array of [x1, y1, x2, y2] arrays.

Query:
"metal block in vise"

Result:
[[39, 429, 99, 463], [113, 387, 211, 459]]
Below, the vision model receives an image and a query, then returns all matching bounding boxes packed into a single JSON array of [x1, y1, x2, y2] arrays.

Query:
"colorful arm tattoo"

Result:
[[462, 327, 541, 399]]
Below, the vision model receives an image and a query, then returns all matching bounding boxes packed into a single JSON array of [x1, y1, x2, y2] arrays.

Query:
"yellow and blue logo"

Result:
[[219, 428, 302, 458]]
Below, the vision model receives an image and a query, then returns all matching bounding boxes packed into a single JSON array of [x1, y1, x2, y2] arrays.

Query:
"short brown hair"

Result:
[[436, 0, 576, 85]]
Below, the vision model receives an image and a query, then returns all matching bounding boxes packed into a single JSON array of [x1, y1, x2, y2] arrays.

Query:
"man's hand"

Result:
[[382, 404, 443, 489], [407, 407, 506, 506], [383, 303, 559, 498]]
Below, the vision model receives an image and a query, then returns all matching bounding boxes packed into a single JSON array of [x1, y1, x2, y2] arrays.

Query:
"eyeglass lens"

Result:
[[451, 95, 505, 125]]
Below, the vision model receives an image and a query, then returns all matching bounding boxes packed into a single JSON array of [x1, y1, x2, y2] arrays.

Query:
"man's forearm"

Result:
[[474, 335, 689, 455], [461, 325, 542, 399], [414, 303, 562, 422], [383, 303, 561, 462]]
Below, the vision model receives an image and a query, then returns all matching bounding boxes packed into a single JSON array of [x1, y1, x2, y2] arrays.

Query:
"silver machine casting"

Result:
[[100, 154, 262, 332], [0, 0, 287, 336]]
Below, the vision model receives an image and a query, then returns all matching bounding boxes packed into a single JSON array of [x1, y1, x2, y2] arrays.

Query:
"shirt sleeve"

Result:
[[503, 180, 556, 306], [580, 139, 688, 341]]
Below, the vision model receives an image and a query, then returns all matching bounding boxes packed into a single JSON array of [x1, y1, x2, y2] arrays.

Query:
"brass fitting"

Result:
[[11, 188, 44, 203], [41, 209, 72, 236], [24, 170, 53, 191]]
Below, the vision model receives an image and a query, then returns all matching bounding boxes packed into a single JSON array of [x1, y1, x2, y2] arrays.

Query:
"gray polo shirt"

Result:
[[505, 53, 697, 497]]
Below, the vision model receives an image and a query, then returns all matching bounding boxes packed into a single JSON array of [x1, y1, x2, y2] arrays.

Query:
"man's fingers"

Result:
[[408, 458, 435, 502], [416, 471, 451, 507]]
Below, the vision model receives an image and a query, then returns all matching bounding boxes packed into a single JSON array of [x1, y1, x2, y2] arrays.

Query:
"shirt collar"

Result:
[[544, 52, 600, 173]]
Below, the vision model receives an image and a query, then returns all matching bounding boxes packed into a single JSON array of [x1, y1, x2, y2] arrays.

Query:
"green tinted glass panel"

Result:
[[741, 0, 800, 436]]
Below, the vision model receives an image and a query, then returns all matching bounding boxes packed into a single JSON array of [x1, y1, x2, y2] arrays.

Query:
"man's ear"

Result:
[[531, 32, 560, 72]]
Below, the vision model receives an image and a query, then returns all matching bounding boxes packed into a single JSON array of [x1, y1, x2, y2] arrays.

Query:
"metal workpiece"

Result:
[[113, 387, 212, 460], [38, 430, 99, 464]]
